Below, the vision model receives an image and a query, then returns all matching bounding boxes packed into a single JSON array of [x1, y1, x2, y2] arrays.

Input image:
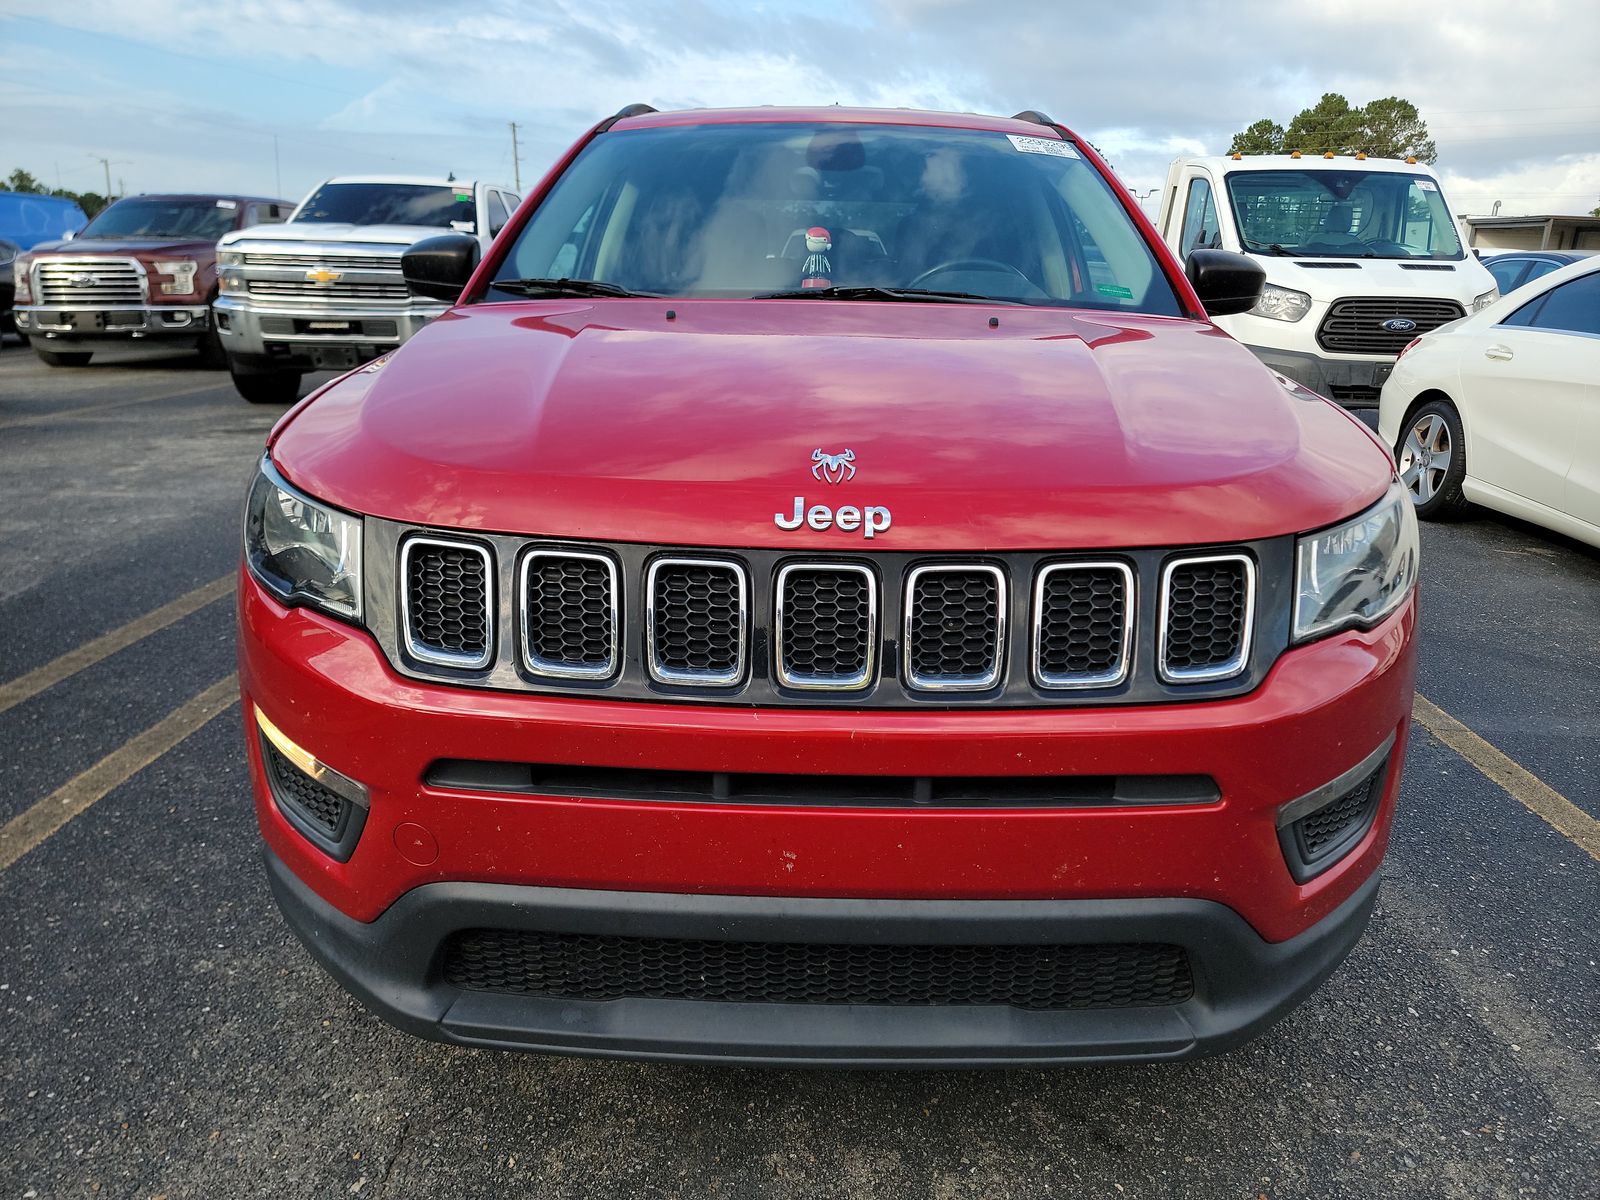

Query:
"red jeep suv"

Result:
[[239, 105, 1419, 1065]]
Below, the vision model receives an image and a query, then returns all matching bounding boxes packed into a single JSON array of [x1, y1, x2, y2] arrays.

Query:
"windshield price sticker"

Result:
[[1006, 134, 1079, 159], [1416, 180, 1438, 191], [216, 199, 238, 208]]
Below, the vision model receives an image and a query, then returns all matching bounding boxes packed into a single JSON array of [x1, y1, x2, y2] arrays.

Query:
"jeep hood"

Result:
[[272, 300, 1392, 551]]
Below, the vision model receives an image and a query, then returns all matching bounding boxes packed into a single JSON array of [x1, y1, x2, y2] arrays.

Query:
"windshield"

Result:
[[1225, 169, 1463, 260], [492, 122, 1181, 313], [78, 198, 239, 241], [293, 183, 475, 230]]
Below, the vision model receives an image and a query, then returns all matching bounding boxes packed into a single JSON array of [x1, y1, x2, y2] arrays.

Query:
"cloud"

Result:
[[5, 0, 1596, 212]]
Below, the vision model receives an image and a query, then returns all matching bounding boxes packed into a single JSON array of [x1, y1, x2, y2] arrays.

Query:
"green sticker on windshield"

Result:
[[454, 192, 471, 202], [1097, 283, 1134, 299]]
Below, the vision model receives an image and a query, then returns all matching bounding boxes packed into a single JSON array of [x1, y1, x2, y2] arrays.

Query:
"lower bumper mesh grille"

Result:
[[443, 930, 1195, 1010]]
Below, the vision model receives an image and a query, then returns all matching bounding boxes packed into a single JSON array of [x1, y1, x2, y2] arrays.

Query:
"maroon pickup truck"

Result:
[[13, 193, 293, 367]]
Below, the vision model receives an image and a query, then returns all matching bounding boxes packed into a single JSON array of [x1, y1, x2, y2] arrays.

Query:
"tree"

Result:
[[1229, 118, 1285, 156], [1360, 96, 1436, 162], [2, 168, 112, 216], [1227, 94, 1438, 163]]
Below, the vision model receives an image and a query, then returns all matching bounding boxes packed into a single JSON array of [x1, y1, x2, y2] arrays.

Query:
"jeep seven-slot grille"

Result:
[[443, 929, 1195, 1010], [776, 564, 875, 689], [403, 539, 492, 668], [1034, 563, 1132, 688], [905, 566, 1005, 690], [1316, 297, 1465, 355], [1160, 556, 1252, 682], [648, 560, 746, 685], [391, 535, 1266, 704], [521, 552, 618, 678]]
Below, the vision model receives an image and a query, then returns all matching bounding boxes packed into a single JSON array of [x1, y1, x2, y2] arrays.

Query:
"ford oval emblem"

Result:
[[1380, 317, 1418, 333]]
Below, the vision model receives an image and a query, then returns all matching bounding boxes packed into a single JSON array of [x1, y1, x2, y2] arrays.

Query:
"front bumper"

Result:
[[266, 844, 1380, 1066], [241, 570, 1416, 1063], [1242, 344, 1395, 407], [15, 303, 210, 340], [214, 294, 443, 372]]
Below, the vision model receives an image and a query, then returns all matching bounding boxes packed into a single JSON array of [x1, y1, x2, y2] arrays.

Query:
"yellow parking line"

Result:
[[0, 574, 234, 716], [0, 378, 229, 430], [1413, 694, 1600, 862], [0, 676, 238, 874]]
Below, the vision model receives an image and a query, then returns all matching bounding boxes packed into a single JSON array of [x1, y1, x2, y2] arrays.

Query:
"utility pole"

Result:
[[509, 122, 522, 190], [89, 155, 128, 198]]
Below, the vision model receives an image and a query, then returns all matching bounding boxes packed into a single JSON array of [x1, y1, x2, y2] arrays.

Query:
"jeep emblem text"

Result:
[[775, 497, 892, 538]]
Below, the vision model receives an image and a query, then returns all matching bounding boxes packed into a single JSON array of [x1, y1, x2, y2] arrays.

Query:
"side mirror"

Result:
[[403, 233, 480, 302], [62, 229, 75, 242], [1185, 249, 1265, 317]]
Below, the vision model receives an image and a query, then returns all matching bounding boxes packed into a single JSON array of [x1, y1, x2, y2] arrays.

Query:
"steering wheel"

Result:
[[908, 257, 1033, 290]]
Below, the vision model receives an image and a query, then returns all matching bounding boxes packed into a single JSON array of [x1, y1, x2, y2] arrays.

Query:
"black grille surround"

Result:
[[1316, 296, 1466, 356], [368, 520, 1296, 709], [1033, 561, 1133, 689], [646, 558, 748, 685], [443, 929, 1195, 1011], [904, 564, 1005, 691]]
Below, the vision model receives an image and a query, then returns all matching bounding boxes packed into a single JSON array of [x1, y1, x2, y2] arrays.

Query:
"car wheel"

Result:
[[231, 368, 303, 405], [37, 348, 93, 367], [1396, 399, 1471, 520]]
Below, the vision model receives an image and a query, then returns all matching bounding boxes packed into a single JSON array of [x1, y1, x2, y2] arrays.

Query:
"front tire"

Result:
[[1396, 399, 1471, 520], [196, 326, 228, 369], [37, 348, 93, 367], [231, 368, 303, 405]]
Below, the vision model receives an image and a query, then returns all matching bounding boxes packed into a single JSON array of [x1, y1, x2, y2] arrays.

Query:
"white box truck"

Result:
[[1157, 153, 1498, 407]]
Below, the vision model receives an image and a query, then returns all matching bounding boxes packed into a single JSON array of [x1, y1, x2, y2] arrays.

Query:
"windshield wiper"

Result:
[[753, 285, 1017, 305], [1241, 239, 1293, 256], [493, 277, 660, 299]]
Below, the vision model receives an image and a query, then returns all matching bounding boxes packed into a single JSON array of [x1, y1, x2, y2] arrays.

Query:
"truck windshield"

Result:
[[492, 122, 1182, 313], [293, 184, 475, 231], [78, 198, 239, 241], [1225, 169, 1464, 260]]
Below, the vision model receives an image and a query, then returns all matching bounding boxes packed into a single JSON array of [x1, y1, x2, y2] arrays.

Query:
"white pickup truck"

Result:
[[1156, 154, 1497, 407], [214, 176, 520, 403]]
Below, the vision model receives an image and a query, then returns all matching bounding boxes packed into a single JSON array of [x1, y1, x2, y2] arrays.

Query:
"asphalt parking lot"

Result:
[[0, 337, 1595, 1200]]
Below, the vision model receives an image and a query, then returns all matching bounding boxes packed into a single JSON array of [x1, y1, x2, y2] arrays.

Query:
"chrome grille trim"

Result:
[[903, 564, 1006, 692], [645, 557, 749, 687], [31, 257, 146, 304], [774, 562, 878, 691], [399, 536, 495, 670], [518, 550, 620, 680], [246, 279, 410, 301], [242, 252, 397, 270], [1031, 561, 1135, 690], [1157, 553, 1255, 684]]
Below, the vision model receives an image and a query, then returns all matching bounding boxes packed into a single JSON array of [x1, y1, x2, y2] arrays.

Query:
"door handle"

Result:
[[1484, 344, 1514, 361]]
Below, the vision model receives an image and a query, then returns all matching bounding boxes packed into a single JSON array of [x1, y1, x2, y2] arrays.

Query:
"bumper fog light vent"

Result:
[[444, 930, 1195, 1010], [256, 710, 368, 862], [1277, 734, 1394, 883]]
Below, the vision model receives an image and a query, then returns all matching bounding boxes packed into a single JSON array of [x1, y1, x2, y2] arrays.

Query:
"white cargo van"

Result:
[[1157, 154, 1498, 407]]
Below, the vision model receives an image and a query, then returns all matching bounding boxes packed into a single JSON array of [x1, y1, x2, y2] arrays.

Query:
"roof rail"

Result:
[[1010, 109, 1057, 127], [595, 102, 658, 132]]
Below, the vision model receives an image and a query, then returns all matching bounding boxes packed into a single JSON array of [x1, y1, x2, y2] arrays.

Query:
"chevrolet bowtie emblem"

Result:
[[305, 267, 342, 284]]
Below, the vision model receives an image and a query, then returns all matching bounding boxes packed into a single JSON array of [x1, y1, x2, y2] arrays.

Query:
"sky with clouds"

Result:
[[2, 0, 1596, 218]]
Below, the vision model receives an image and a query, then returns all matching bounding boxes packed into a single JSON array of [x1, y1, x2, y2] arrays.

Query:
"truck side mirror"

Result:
[[1185, 249, 1265, 317], [403, 234, 480, 303]]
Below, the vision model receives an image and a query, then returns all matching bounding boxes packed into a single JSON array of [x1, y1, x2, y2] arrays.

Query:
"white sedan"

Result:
[[1378, 255, 1600, 549]]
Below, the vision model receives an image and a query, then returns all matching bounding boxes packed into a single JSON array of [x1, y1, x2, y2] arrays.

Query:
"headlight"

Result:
[[1470, 288, 1498, 312], [154, 259, 199, 296], [244, 458, 363, 621], [1250, 283, 1312, 322], [219, 272, 245, 294], [13, 260, 31, 303], [218, 249, 244, 267], [1293, 481, 1418, 643]]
